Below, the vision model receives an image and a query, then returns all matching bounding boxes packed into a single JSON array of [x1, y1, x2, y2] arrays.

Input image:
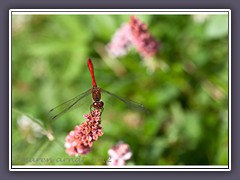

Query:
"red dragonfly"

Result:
[[49, 58, 147, 120]]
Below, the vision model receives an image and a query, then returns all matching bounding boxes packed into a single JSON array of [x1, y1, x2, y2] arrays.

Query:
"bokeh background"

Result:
[[12, 14, 229, 165]]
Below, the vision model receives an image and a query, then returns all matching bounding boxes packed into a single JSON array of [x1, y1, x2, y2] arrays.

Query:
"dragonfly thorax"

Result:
[[91, 86, 102, 102]]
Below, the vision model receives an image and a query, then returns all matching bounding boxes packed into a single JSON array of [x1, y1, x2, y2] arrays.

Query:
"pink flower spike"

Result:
[[129, 16, 160, 58], [65, 109, 103, 156], [107, 142, 132, 166], [106, 23, 132, 58], [106, 16, 160, 59]]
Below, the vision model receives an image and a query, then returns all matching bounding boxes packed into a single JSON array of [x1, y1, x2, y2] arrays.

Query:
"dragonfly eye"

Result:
[[92, 102, 98, 108], [98, 101, 104, 108]]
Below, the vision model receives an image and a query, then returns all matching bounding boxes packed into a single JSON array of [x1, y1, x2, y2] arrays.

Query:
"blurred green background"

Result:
[[12, 14, 229, 165]]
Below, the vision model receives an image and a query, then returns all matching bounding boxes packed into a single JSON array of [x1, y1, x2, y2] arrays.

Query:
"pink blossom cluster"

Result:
[[107, 142, 132, 166], [106, 23, 132, 57], [129, 16, 159, 58], [107, 16, 159, 58], [65, 109, 103, 156]]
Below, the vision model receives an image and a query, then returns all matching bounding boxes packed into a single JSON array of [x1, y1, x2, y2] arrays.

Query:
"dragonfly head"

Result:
[[92, 101, 104, 109]]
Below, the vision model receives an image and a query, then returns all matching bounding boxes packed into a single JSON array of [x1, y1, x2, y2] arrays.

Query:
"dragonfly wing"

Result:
[[49, 89, 92, 120], [101, 89, 149, 113]]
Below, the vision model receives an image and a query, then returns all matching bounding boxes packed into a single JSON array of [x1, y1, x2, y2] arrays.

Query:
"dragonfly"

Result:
[[49, 58, 147, 120]]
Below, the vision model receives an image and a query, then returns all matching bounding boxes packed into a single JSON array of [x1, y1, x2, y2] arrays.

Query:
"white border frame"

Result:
[[9, 9, 231, 171]]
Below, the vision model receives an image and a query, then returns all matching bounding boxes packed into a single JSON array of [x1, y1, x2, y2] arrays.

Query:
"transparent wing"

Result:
[[48, 89, 92, 120], [101, 89, 149, 113]]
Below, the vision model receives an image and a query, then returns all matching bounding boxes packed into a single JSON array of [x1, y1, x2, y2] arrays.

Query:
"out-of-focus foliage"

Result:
[[12, 14, 229, 165]]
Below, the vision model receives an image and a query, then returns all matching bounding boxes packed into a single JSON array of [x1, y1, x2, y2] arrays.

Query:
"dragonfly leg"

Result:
[[90, 104, 94, 112], [100, 107, 104, 115]]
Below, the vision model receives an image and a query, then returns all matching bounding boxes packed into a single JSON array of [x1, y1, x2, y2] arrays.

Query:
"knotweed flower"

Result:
[[106, 23, 132, 57], [65, 109, 103, 156], [129, 16, 159, 58], [107, 142, 132, 166], [106, 16, 159, 58]]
